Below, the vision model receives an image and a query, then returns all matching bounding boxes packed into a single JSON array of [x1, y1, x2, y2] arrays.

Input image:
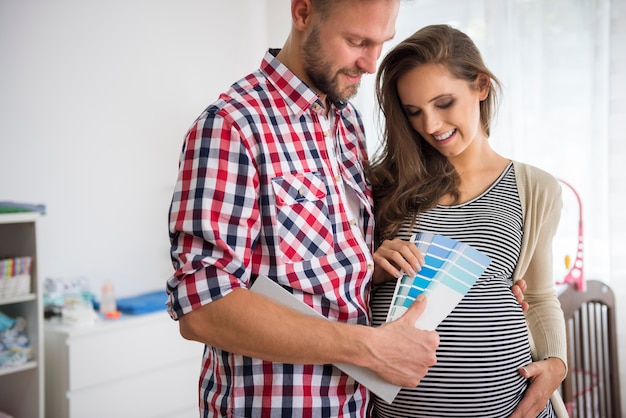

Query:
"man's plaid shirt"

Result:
[[167, 50, 375, 417]]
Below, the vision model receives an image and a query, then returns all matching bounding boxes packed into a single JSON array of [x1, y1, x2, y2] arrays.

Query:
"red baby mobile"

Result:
[[556, 179, 585, 292]]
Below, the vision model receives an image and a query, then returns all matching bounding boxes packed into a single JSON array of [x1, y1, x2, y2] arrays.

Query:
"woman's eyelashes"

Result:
[[437, 98, 454, 109], [404, 98, 455, 117], [405, 108, 421, 117]]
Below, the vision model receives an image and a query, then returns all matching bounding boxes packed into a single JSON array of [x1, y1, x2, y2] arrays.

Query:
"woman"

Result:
[[367, 25, 567, 417]]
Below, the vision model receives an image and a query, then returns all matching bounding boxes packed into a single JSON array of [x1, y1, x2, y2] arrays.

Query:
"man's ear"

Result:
[[292, 0, 313, 30]]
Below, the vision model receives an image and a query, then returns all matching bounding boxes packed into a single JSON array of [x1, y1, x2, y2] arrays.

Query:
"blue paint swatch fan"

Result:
[[386, 232, 491, 330]]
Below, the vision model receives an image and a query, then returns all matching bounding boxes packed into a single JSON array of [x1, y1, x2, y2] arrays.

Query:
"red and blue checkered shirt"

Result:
[[167, 50, 376, 417]]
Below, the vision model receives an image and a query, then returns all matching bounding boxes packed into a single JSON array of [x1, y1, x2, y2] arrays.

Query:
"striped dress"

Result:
[[370, 163, 555, 417]]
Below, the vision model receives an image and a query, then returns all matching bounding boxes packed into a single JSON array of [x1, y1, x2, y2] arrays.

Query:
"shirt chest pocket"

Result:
[[271, 172, 334, 263]]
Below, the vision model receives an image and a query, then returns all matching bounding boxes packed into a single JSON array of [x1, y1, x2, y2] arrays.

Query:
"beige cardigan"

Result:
[[512, 161, 568, 417]]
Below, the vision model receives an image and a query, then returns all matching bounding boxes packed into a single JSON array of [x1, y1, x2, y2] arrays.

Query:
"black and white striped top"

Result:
[[370, 163, 555, 417]]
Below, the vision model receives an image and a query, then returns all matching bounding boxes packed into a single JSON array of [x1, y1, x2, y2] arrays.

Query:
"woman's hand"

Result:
[[511, 279, 528, 312], [509, 357, 567, 418], [372, 239, 425, 286]]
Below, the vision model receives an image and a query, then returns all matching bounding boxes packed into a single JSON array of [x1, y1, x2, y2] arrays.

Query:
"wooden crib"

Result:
[[557, 279, 622, 418]]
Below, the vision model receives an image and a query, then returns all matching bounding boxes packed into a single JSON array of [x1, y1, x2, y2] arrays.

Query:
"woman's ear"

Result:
[[476, 74, 491, 101]]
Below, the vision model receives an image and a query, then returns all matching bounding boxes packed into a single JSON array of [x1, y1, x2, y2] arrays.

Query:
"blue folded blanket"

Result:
[[94, 290, 168, 315]]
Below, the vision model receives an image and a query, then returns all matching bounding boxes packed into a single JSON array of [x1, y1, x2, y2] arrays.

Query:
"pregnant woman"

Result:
[[367, 24, 568, 418]]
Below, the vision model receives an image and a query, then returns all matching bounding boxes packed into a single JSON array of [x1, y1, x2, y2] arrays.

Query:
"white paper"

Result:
[[249, 274, 401, 403]]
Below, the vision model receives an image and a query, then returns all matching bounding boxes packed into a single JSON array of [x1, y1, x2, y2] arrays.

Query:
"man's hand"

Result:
[[367, 294, 439, 387], [512, 279, 528, 312], [509, 357, 567, 417], [372, 239, 425, 286]]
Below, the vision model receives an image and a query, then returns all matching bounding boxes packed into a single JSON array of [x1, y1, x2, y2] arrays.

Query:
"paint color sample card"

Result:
[[386, 232, 491, 330]]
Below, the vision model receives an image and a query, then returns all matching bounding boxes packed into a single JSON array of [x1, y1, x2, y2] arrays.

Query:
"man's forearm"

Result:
[[178, 287, 371, 366]]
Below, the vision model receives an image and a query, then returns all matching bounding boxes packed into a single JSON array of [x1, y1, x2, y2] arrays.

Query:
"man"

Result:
[[166, 0, 439, 416]]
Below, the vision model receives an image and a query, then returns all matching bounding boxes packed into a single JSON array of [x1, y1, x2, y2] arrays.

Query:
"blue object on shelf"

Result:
[[0, 312, 16, 332], [94, 290, 168, 315], [116, 290, 168, 315]]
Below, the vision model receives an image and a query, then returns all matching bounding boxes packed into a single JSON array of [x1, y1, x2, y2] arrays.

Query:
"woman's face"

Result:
[[396, 63, 488, 159]]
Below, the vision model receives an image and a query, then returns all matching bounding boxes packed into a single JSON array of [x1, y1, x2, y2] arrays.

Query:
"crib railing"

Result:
[[557, 279, 621, 418]]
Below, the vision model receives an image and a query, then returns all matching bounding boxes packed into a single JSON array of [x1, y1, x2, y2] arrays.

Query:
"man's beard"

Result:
[[302, 26, 362, 104]]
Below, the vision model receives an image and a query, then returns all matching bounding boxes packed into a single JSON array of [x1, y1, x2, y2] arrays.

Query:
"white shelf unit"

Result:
[[0, 212, 44, 418]]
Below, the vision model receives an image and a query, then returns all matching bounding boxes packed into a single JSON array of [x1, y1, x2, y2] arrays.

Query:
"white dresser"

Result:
[[44, 310, 202, 418]]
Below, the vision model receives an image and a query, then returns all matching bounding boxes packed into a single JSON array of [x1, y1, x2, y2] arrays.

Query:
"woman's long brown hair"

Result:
[[367, 24, 501, 242]]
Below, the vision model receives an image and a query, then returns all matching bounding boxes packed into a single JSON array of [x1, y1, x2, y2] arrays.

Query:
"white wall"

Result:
[[608, 0, 626, 410], [0, 0, 290, 298]]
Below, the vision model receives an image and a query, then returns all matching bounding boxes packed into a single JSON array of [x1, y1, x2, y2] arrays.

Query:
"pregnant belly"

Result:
[[371, 279, 533, 417]]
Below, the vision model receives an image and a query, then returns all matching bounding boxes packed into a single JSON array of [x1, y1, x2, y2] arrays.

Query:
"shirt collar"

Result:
[[260, 49, 348, 118]]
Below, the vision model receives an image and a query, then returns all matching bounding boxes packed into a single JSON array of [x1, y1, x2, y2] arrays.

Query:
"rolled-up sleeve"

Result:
[[166, 107, 260, 320]]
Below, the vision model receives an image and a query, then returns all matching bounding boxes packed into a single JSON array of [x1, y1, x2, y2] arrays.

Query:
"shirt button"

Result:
[[367, 263, 374, 270], [323, 131, 329, 137], [335, 175, 341, 183], [349, 219, 357, 226]]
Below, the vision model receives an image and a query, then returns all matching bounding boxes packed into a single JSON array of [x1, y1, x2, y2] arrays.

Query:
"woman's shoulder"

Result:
[[512, 160, 562, 212], [512, 160, 560, 190]]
